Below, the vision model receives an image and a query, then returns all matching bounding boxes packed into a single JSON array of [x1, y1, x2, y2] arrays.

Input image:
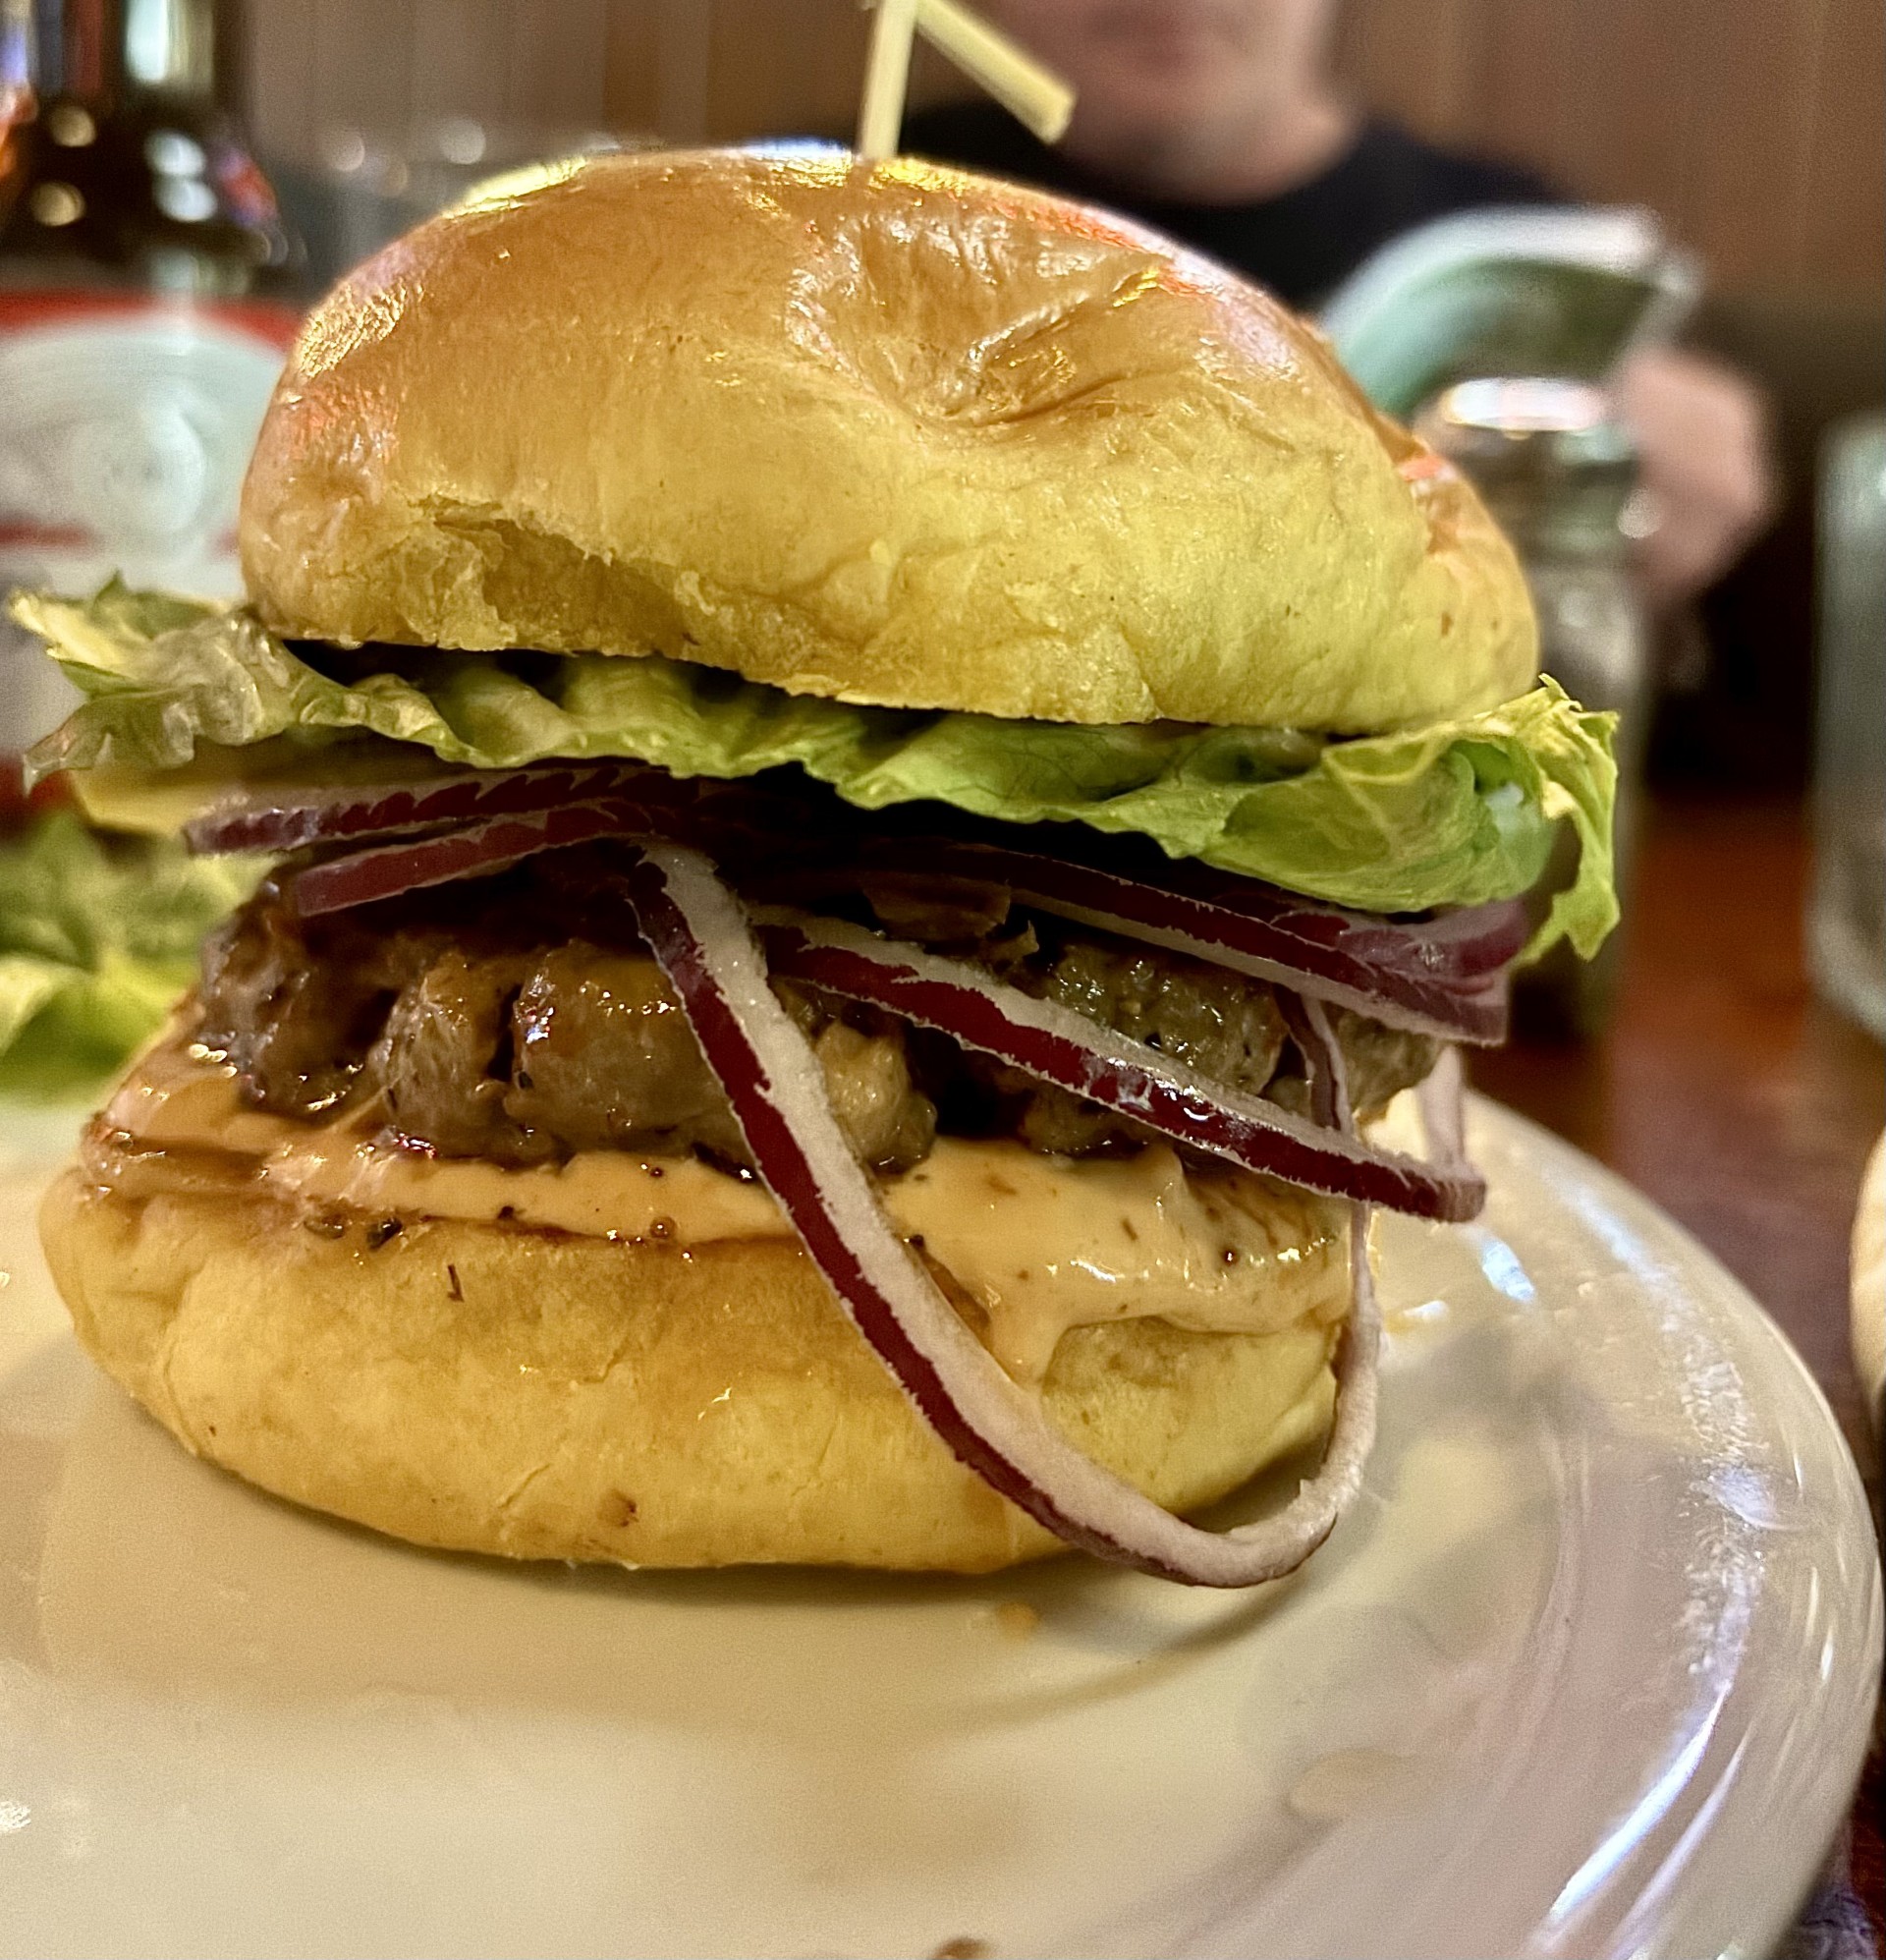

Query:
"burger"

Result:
[[14, 150, 1616, 1584]]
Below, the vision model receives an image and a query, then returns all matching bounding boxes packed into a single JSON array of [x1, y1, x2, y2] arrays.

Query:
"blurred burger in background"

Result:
[[12, 150, 1615, 1583]]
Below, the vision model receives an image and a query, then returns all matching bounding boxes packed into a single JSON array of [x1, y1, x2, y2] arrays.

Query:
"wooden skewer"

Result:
[[857, 0, 1074, 162], [858, 0, 921, 161], [912, 0, 1074, 144]]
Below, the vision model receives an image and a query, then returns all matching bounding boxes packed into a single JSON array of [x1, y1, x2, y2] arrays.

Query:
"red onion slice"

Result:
[[187, 761, 686, 856], [621, 839, 1380, 1588], [289, 798, 695, 916], [1278, 989, 1355, 1136], [818, 839, 1515, 1044], [1415, 1042, 1470, 1173], [758, 911, 1483, 1223], [194, 762, 1523, 1017], [843, 836, 1528, 985], [190, 764, 1518, 995]]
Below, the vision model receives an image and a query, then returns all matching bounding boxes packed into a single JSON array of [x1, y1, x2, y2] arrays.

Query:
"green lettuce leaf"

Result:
[[14, 584, 1617, 956], [0, 810, 264, 1096]]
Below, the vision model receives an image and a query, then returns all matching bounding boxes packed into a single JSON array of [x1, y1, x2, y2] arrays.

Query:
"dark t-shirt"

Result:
[[899, 102, 1558, 310]]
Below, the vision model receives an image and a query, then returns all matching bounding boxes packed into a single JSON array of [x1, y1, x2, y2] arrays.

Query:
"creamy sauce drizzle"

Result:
[[98, 1036, 1350, 1382]]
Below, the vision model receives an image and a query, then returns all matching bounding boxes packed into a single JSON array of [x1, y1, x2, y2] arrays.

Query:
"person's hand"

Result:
[[1614, 345, 1777, 609]]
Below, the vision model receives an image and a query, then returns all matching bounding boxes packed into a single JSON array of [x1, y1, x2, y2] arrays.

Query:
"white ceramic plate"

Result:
[[0, 1095, 1878, 1960]]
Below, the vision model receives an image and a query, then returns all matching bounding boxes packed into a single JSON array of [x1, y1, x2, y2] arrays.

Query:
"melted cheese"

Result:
[[97, 1036, 1351, 1382]]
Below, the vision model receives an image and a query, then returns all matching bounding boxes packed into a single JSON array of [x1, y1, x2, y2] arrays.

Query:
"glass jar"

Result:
[[1417, 377, 1650, 1038]]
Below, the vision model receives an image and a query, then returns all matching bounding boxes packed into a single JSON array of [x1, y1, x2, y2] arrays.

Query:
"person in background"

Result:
[[903, 0, 1775, 609]]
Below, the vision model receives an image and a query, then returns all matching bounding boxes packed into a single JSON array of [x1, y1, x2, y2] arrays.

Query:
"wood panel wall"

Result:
[[244, 0, 1884, 298], [1334, 0, 1883, 296]]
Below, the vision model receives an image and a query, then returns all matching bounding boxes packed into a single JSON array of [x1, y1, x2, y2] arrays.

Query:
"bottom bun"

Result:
[[40, 1170, 1339, 1573]]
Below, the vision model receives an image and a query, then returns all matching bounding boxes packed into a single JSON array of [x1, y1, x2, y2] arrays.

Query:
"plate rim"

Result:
[[1468, 1094, 1882, 1960], [0, 1089, 1879, 1960]]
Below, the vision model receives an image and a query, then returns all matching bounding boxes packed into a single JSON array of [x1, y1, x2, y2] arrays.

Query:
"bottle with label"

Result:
[[0, 0, 302, 749]]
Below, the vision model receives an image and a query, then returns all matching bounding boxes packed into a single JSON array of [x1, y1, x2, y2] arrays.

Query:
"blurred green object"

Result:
[[0, 811, 264, 1097], [1321, 207, 1699, 420]]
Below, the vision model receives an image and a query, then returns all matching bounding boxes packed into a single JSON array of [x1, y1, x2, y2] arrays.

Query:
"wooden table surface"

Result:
[[1471, 790, 1884, 1941]]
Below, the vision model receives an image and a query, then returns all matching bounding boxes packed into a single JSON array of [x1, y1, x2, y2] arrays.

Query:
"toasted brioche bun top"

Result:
[[241, 148, 1535, 733]]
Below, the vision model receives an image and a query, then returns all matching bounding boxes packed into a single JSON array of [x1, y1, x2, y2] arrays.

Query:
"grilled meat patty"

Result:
[[194, 859, 1437, 1170]]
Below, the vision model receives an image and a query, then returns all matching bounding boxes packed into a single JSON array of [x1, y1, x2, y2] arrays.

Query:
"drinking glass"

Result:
[[1810, 413, 1886, 1038]]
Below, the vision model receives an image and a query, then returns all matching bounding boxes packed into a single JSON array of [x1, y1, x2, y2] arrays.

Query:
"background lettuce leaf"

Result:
[[0, 810, 264, 1096], [14, 585, 1617, 955]]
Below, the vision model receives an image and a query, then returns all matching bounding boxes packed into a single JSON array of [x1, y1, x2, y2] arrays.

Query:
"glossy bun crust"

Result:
[[40, 1171, 1339, 1572], [242, 149, 1534, 733]]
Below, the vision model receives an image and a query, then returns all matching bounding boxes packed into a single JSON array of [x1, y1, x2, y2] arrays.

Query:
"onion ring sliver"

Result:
[[622, 840, 1381, 1588]]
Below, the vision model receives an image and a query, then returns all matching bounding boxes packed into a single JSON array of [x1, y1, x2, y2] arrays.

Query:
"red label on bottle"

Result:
[[0, 291, 300, 584]]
